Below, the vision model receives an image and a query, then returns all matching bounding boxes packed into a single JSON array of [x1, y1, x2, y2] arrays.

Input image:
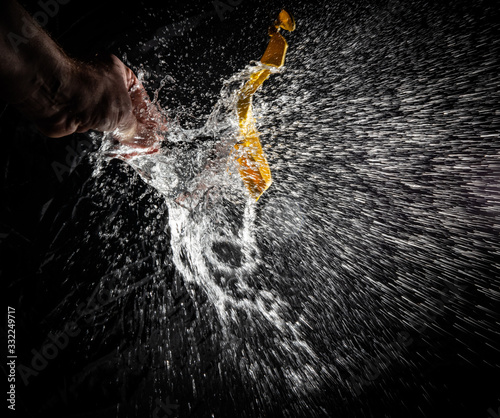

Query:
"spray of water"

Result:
[[39, 1, 500, 416], [92, 61, 326, 397]]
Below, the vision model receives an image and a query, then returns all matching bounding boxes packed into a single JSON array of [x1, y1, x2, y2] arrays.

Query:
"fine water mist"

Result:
[[7, 0, 500, 417]]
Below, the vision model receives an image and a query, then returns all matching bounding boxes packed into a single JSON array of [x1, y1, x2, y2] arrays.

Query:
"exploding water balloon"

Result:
[[7, 1, 500, 417]]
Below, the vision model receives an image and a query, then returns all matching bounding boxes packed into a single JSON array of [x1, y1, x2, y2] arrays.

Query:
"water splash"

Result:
[[34, 0, 500, 416], [93, 61, 326, 395]]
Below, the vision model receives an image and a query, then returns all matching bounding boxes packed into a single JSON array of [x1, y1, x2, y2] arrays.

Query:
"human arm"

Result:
[[0, 0, 163, 147]]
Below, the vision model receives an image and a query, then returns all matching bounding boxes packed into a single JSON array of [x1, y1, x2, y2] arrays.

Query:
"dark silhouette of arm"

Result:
[[0, 0, 145, 141]]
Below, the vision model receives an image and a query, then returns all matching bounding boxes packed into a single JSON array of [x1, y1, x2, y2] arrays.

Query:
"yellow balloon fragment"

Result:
[[234, 9, 295, 200]]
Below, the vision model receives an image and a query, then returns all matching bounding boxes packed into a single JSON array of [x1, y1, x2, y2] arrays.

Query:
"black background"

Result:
[[2, 0, 500, 417]]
